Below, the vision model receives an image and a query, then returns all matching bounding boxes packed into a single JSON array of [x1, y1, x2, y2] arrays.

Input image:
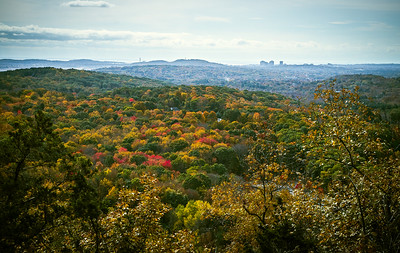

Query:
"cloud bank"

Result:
[[3, 22, 391, 64], [0, 23, 322, 51], [0, 23, 264, 49], [62, 1, 113, 8]]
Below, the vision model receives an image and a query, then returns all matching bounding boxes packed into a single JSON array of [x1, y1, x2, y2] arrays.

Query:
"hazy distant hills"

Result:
[[130, 59, 224, 67], [1, 58, 400, 101], [0, 58, 223, 71], [0, 59, 128, 71], [3, 58, 400, 79], [98, 62, 400, 99]]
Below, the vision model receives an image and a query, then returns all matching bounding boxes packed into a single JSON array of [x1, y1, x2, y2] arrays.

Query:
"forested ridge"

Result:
[[0, 67, 169, 94], [0, 68, 399, 252]]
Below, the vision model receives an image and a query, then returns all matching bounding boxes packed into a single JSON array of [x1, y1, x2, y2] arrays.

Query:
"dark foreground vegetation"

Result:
[[0, 68, 399, 252]]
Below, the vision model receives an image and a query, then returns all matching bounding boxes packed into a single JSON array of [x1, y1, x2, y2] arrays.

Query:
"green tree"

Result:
[[213, 147, 241, 174], [161, 187, 189, 208], [175, 200, 211, 230], [169, 139, 189, 152], [0, 111, 66, 251], [182, 173, 211, 190], [223, 109, 241, 122]]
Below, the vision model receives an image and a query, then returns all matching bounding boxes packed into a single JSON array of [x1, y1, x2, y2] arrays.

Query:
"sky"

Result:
[[0, 0, 399, 65]]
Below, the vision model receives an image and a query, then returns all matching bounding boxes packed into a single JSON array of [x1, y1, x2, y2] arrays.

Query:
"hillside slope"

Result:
[[0, 67, 170, 94]]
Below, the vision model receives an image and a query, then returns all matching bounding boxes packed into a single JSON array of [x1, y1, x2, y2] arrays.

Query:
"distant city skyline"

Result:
[[0, 0, 399, 65]]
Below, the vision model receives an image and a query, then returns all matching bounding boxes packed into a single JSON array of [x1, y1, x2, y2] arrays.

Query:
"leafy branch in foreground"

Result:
[[305, 80, 400, 252]]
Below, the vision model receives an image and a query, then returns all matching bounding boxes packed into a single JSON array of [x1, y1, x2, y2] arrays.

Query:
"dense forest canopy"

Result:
[[0, 67, 169, 94], [0, 68, 399, 252]]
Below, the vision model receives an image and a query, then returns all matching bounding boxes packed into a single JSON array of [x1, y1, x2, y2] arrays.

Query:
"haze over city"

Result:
[[0, 0, 399, 65]]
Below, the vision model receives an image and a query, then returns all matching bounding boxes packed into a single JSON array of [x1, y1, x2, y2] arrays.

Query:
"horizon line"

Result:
[[1, 57, 400, 66]]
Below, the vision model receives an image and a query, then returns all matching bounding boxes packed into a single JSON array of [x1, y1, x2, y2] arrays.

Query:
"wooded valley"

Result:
[[0, 68, 399, 252]]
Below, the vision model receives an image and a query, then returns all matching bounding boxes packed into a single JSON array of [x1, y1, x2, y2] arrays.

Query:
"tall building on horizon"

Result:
[[260, 60, 275, 66]]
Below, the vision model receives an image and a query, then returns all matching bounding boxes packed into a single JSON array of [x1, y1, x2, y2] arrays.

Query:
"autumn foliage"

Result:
[[0, 68, 399, 252]]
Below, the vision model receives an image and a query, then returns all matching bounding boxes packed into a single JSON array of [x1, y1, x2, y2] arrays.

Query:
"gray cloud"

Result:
[[0, 23, 332, 53], [0, 23, 131, 41], [62, 1, 114, 8]]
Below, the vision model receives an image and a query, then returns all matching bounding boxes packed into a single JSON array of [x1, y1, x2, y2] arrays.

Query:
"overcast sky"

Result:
[[0, 0, 399, 64]]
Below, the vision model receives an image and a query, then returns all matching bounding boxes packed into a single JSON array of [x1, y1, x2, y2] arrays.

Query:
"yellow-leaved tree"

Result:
[[304, 81, 400, 252]]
